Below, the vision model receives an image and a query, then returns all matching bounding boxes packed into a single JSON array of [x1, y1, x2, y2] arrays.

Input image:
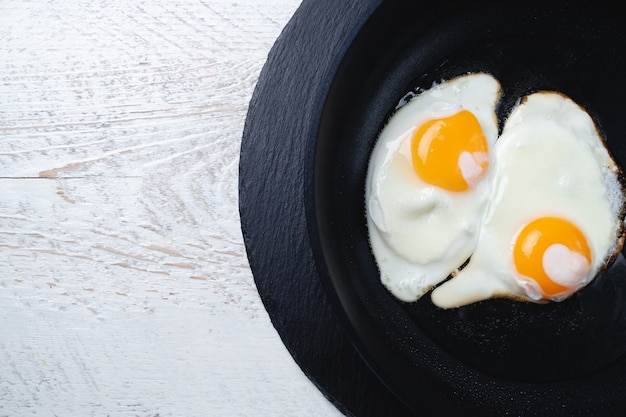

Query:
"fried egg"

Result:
[[431, 91, 625, 309], [365, 73, 501, 302]]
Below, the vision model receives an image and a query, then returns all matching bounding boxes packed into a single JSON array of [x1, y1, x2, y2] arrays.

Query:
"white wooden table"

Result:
[[0, 1, 344, 415]]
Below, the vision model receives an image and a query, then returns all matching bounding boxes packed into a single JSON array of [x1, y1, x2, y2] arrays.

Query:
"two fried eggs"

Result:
[[365, 73, 625, 309]]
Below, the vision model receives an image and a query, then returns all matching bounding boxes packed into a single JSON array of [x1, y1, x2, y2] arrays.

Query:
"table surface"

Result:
[[0, 1, 345, 416]]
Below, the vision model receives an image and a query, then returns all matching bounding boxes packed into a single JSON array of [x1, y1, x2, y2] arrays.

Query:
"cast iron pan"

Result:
[[240, 0, 626, 416]]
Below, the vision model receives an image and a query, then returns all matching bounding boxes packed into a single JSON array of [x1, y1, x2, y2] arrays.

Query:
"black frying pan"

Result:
[[241, 1, 626, 415]]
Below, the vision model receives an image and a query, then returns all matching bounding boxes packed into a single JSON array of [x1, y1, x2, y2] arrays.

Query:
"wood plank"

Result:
[[0, 0, 343, 415]]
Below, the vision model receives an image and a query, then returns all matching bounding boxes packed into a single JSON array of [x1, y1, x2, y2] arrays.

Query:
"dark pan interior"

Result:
[[311, 0, 626, 415]]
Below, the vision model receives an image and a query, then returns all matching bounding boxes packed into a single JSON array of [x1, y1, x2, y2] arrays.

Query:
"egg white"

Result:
[[365, 73, 501, 302]]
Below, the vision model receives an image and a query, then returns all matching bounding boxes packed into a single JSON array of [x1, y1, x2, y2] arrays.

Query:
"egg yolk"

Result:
[[411, 110, 490, 191], [513, 217, 592, 298]]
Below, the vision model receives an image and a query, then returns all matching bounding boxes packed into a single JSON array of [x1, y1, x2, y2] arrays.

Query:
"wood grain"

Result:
[[0, 1, 343, 415]]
